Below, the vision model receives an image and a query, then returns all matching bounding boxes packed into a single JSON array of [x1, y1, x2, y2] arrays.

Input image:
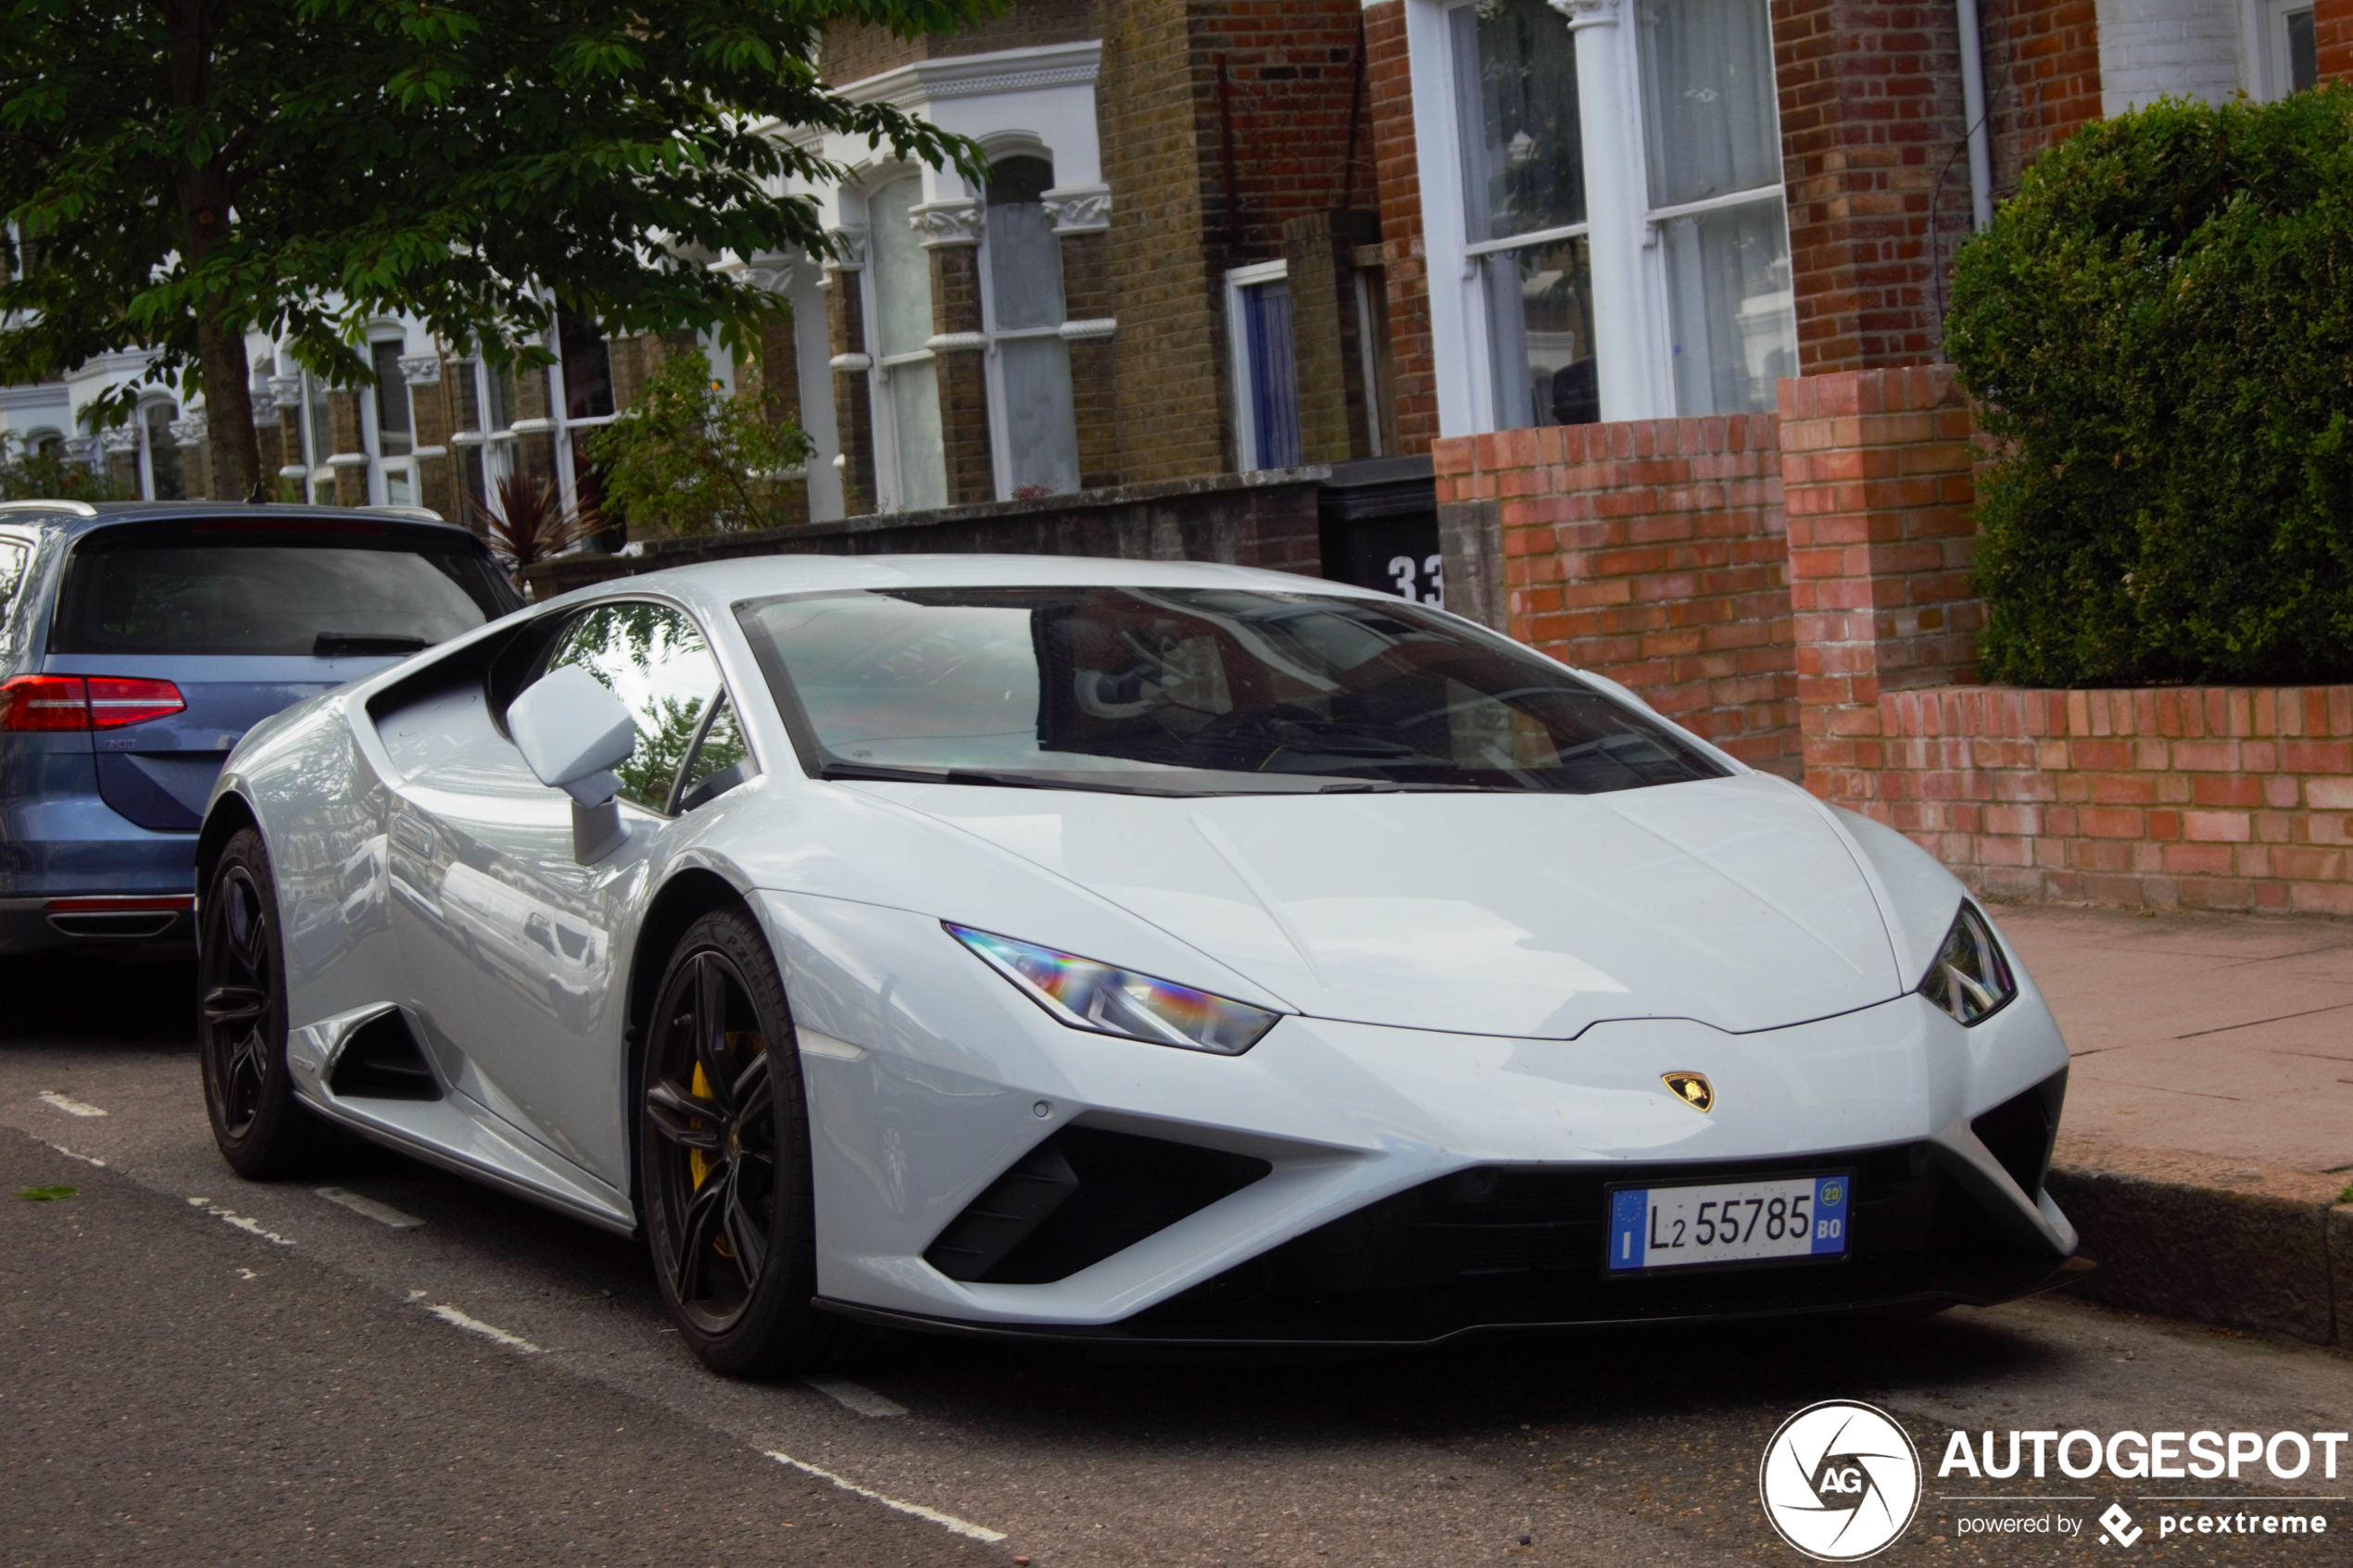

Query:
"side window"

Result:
[[671, 693, 756, 813], [0, 540, 26, 631], [534, 601, 722, 812]]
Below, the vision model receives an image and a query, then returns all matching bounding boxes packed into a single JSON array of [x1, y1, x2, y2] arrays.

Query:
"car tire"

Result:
[[199, 828, 338, 1178], [638, 908, 842, 1377]]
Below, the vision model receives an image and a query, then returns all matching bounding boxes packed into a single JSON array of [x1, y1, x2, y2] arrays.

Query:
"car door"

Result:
[[384, 597, 730, 1185]]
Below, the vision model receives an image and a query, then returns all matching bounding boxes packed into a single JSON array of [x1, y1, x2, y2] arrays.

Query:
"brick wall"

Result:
[[1772, 0, 1972, 371], [1780, 365, 1982, 795], [1861, 686, 2353, 915], [1363, 0, 1435, 458], [2319, 0, 2353, 82], [1432, 418, 1803, 777], [1980, 0, 2104, 197]]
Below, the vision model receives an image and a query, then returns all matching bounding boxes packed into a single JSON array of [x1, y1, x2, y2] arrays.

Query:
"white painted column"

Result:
[[1553, 0, 1666, 422]]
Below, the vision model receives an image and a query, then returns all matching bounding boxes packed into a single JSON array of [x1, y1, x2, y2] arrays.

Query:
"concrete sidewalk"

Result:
[[1994, 903, 2353, 1347]]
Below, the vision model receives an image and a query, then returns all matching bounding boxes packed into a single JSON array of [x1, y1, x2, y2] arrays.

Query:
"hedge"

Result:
[[1946, 88, 2353, 686]]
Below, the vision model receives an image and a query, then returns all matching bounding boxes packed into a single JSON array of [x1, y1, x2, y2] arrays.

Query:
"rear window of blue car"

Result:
[[51, 520, 518, 657]]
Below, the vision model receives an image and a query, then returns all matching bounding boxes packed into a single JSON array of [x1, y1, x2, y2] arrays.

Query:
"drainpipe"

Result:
[[1956, 0, 1994, 230]]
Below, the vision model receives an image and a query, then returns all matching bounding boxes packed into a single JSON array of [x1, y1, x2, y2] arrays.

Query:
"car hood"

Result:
[[869, 772, 1906, 1037]]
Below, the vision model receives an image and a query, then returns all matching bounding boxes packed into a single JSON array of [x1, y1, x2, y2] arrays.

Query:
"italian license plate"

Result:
[[1605, 1173, 1851, 1273]]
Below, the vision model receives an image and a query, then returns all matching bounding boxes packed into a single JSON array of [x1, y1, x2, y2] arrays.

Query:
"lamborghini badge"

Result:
[[1662, 1072, 1714, 1112]]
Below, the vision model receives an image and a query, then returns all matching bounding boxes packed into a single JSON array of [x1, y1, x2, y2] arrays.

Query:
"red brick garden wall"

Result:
[[1860, 686, 2353, 916], [1432, 417, 1803, 777]]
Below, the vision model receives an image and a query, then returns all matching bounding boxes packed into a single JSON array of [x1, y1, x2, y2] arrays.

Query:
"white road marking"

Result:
[[315, 1186, 425, 1229], [38, 1092, 105, 1117], [426, 1303, 542, 1353], [185, 1195, 296, 1247], [764, 1452, 1005, 1543], [804, 1376, 907, 1418], [48, 1144, 107, 1167], [233, 1268, 258, 1280]]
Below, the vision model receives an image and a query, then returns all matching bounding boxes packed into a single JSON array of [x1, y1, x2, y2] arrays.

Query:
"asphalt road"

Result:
[[5, 956, 2350, 1568]]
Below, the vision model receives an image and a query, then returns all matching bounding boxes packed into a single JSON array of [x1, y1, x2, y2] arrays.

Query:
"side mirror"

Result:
[[508, 666, 636, 862]]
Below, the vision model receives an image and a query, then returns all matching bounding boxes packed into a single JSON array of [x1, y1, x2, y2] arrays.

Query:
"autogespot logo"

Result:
[[1759, 1400, 1924, 1561]]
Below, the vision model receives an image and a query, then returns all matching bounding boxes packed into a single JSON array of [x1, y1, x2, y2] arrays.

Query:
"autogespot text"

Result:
[[1938, 1428, 2349, 1481]]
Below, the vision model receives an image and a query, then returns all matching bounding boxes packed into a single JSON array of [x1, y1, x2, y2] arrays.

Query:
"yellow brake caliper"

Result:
[[687, 1036, 760, 1261]]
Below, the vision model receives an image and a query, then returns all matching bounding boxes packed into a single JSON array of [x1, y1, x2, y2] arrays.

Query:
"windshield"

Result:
[[736, 586, 1727, 795], [52, 529, 518, 657]]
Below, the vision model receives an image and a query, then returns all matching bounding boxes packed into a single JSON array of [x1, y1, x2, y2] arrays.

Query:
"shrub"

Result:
[[0, 435, 124, 502], [584, 347, 812, 537], [1946, 87, 2353, 686]]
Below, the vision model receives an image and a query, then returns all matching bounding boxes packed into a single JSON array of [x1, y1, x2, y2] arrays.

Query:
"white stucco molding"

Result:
[[168, 416, 208, 448], [396, 355, 444, 386], [1058, 318, 1117, 341], [828, 352, 874, 373], [269, 374, 306, 408], [1041, 185, 1113, 234], [326, 452, 370, 469], [98, 426, 140, 455], [63, 436, 99, 465], [841, 41, 1102, 111], [825, 226, 870, 271], [924, 332, 988, 353], [910, 199, 983, 247], [1547, 0, 1618, 27], [716, 249, 800, 295]]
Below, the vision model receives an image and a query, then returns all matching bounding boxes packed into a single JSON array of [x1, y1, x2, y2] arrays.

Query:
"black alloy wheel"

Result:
[[199, 828, 333, 1177], [639, 909, 837, 1375]]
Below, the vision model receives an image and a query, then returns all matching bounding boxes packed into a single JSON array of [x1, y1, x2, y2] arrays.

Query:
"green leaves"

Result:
[[1949, 87, 2353, 685], [585, 345, 813, 537], [0, 0, 992, 413], [16, 1185, 78, 1201]]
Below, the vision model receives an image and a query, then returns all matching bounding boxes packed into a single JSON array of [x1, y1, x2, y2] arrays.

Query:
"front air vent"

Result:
[[1970, 1070, 2065, 1198], [925, 1126, 1271, 1286], [328, 1010, 442, 1101]]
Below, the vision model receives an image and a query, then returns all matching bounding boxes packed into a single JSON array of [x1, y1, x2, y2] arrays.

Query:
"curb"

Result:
[[2045, 1134, 2353, 1349]]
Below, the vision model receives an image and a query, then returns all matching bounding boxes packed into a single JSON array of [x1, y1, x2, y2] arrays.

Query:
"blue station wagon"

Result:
[[0, 500, 520, 953]]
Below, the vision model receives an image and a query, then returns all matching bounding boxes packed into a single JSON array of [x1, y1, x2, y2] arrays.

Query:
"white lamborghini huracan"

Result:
[[195, 555, 2078, 1373]]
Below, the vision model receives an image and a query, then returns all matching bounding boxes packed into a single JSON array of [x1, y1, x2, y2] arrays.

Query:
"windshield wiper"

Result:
[[315, 632, 429, 659], [816, 761, 1215, 797]]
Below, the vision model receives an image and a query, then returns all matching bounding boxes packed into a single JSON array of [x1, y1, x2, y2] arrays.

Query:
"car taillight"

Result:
[[0, 675, 185, 732], [85, 677, 185, 729], [0, 675, 92, 732]]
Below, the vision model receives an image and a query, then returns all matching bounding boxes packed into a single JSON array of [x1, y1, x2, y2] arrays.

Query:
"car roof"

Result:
[[587, 552, 1403, 613], [0, 499, 477, 544]]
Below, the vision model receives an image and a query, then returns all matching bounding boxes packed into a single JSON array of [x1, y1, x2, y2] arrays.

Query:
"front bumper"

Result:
[[815, 1115, 2078, 1348], [761, 891, 2078, 1342]]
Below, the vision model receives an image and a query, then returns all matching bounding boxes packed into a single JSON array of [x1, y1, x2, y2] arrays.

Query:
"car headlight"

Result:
[[946, 922, 1280, 1055], [1918, 902, 2017, 1024]]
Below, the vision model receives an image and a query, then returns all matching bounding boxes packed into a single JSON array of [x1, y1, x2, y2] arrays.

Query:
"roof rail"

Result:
[[357, 505, 447, 523], [0, 498, 98, 519]]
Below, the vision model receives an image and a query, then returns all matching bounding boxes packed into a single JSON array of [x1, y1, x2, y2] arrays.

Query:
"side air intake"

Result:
[[328, 1010, 442, 1101], [925, 1126, 1270, 1286]]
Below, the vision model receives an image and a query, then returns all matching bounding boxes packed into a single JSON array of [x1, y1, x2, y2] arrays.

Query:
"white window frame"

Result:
[[1225, 258, 1293, 472], [2253, 0, 2318, 99]]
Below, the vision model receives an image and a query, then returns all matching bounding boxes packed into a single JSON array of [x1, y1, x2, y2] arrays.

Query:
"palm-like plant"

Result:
[[467, 473, 600, 583]]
